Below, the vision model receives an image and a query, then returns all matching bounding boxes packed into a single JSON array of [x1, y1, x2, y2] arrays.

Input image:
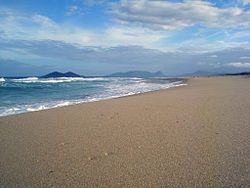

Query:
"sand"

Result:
[[0, 76, 249, 187]]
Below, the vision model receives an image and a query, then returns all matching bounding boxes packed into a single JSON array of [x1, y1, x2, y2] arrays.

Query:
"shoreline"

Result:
[[0, 76, 249, 187], [0, 78, 188, 118]]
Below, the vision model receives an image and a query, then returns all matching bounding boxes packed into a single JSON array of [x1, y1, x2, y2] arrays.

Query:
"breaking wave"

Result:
[[0, 78, 5, 82], [10, 77, 108, 83], [0, 77, 186, 117]]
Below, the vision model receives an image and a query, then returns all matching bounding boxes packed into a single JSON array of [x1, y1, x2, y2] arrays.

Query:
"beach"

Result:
[[0, 76, 249, 187]]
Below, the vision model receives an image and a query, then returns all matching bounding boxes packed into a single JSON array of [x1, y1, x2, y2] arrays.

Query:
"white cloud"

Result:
[[0, 6, 249, 53], [83, 0, 106, 6], [227, 62, 250, 68], [242, 0, 250, 5], [66, 5, 85, 16], [1, 38, 250, 75], [0, 8, 166, 49], [104, 26, 165, 48], [240, 56, 250, 59], [110, 0, 250, 30], [209, 55, 218, 58], [66, 5, 78, 16], [31, 14, 56, 27]]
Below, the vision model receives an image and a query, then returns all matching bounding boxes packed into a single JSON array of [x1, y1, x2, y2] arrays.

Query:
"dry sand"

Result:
[[0, 76, 249, 187]]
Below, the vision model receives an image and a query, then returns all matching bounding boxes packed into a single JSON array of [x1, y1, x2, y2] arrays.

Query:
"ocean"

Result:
[[0, 77, 186, 117]]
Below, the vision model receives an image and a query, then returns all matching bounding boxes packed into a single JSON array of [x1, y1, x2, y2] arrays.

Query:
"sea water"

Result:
[[0, 77, 186, 117]]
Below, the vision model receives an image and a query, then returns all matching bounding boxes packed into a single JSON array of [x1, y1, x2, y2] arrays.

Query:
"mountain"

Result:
[[108, 71, 165, 78], [180, 70, 250, 77], [180, 70, 216, 77], [223, 72, 250, 76], [41, 71, 82, 78]]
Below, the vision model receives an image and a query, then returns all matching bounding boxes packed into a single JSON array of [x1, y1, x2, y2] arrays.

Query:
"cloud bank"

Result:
[[110, 0, 250, 30], [1, 38, 250, 76]]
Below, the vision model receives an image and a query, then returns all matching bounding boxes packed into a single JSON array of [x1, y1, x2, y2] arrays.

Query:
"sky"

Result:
[[0, 0, 250, 76]]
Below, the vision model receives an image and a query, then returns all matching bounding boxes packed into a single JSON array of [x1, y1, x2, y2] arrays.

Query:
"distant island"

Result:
[[40, 71, 83, 78], [180, 70, 250, 77], [222, 72, 250, 76], [107, 71, 165, 78], [40, 71, 166, 78], [180, 70, 216, 77], [2, 71, 250, 79]]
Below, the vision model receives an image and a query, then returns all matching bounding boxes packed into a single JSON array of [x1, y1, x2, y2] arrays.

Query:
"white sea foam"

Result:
[[27, 105, 47, 112], [0, 101, 82, 117], [0, 77, 6, 82], [12, 77, 39, 83], [38, 77, 109, 83], [81, 78, 108, 81], [11, 77, 109, 83]]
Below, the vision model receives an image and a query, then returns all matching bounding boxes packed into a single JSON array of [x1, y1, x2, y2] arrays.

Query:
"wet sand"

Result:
[[0, 76, 249, 187]]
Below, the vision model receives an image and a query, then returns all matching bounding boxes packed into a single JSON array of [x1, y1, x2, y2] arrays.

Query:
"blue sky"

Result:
[[0, 0, 250, 76]]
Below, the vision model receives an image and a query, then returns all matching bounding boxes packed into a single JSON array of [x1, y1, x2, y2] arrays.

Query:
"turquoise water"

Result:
[[0, 77, 185, 117]]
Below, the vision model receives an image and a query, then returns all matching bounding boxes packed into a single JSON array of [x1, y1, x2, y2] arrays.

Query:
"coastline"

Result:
[[0, 76, 249, 187]]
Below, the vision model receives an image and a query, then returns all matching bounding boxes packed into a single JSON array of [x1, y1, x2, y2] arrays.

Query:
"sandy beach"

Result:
[[0, 76, 249, 187]]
